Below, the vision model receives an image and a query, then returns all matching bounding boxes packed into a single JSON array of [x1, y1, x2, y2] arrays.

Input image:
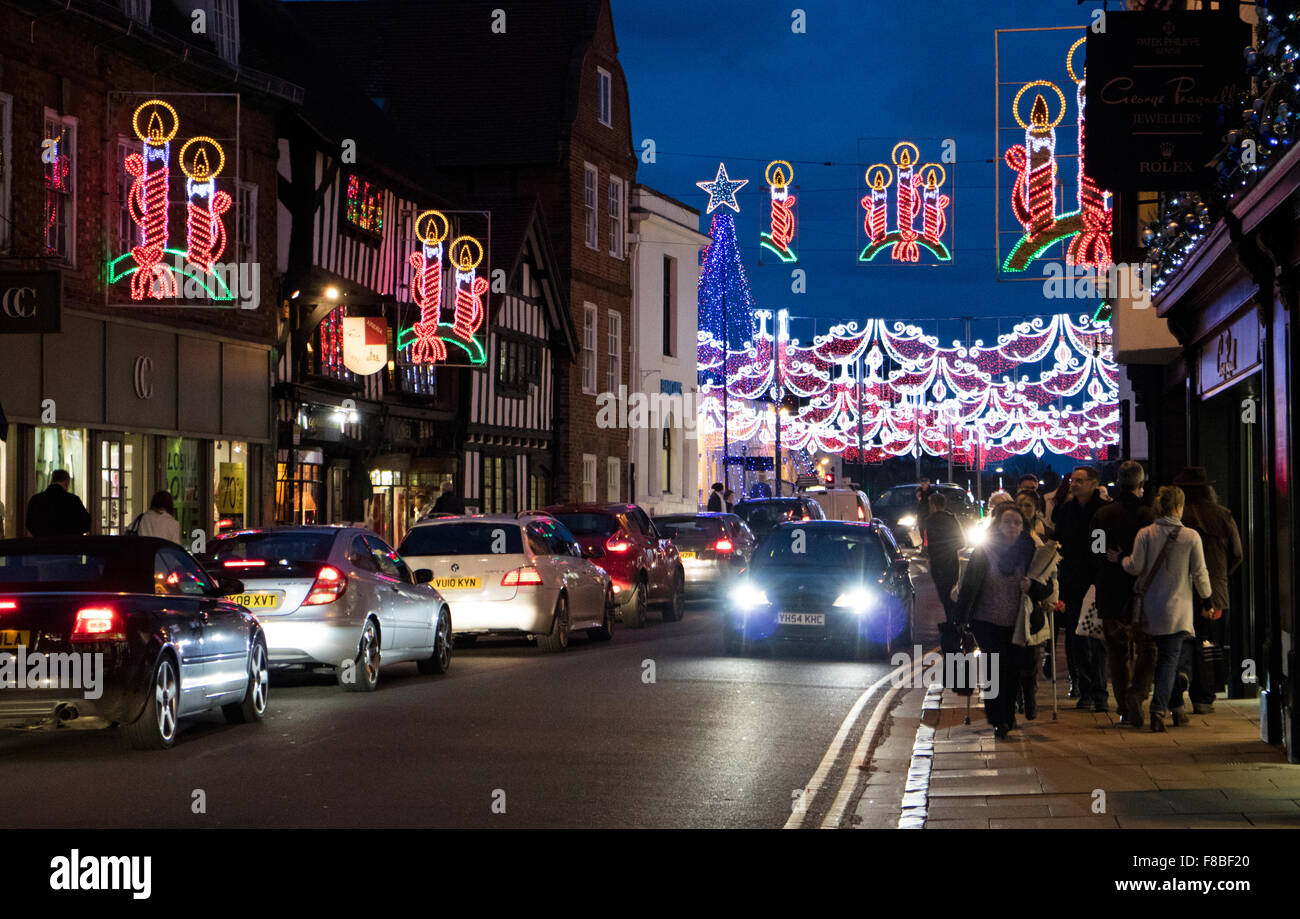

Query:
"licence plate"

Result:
[[433, 577, 482, 590], [231, 593, 281, 611], [777, 613, 825, 626], [678, 551, 697, 560], [0, 629, 31, 650]]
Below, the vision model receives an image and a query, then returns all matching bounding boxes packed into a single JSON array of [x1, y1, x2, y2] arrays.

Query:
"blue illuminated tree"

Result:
[[697, 211, 758, 356]]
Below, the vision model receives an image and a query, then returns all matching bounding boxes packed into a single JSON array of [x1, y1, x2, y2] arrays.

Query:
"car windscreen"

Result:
[[210, 531, 336, 564], [939, 487, 970, 506], [399, 522, 524, 556], [872, 489, 917, 511], [656, 517, 725, 540], [735, 502, 797, 531], [752, 528, 887, 572], [551, 514, 619, 538], [0, 550, 140, 592]]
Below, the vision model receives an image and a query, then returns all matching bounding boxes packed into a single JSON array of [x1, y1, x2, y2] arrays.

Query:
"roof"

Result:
[[286, 0, 606, 168]]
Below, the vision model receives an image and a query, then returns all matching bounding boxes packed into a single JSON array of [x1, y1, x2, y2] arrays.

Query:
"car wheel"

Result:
[[723, 628, 746, 656], [589, 587, 615, 641], [120, 653, 180, 751], [622, 579, 647, 629], [662, 569, 685, 622], [340, 619, 381, 692], [537, 595, 570, 653], [418, 608, 452, 675], [223, 637, 269, 724]]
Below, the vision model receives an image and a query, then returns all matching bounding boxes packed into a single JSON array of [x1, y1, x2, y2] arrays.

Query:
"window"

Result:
[[114, 136, 135, 254], [605, 311, 621, 393], [154, 548, 213, 597], [481, 455, 517, 515], [582, 304, 597, 394], [662, 256, 676, 357], [662, 428, 672, 494], [210, 0, 240, 66], [584, 163, 598, 249], [528, 467, 549, 509], [237, 182, 256, 265], [43, 111, 76, 263], [121, 0, 150, 21], [582, 455, 597, 503], [342, 173, 384, 240], [0, 94, 11, 254], [608, 176, 625, 258], [606, 457, 620, 503], [495, 334, 540, 397], [308, 309, 358, 381], [596, 67, 612, 127]]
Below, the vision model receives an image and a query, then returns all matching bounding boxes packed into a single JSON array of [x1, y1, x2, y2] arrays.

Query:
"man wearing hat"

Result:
[[1174, 466, 1242, 713], [707, 482, 725, 512]]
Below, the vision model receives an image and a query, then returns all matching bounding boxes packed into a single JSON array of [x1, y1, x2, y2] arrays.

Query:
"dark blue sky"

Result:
[[612, 0, 1097, 346]]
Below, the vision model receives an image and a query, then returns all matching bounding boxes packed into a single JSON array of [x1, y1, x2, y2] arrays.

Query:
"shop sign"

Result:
[[342, 316, 387, 375], [0, 270, 61, 334], [1199, 311, 1261, 397]]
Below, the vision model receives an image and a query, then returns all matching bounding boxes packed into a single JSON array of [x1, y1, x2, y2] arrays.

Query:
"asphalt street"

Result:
[[0, 561, 944, 828]]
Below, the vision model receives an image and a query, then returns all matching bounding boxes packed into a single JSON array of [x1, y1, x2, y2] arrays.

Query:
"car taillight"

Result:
[[715, 538, 734, 554], [605, 536, 632, 553], [501, 567, 544, 587], [303, 566, 348, 605], [72, 606, 125, 642], [0, 600, 16, 611], [223, 559, 266, 568], [857, 506, 865, 520]]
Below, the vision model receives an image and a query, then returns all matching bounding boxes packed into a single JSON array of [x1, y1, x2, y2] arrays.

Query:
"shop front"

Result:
[[0, 310, 272, 541]]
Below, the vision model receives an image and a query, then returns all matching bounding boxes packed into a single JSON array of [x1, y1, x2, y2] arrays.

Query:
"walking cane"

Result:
[[1050, 607, 1058, 721]]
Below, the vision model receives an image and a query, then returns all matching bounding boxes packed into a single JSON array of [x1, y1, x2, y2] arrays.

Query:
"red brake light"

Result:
[[715, 538, 734, 554], [605, 536, 632, 553], [72, 606, 125, 642], [0, 600, 16, 611], [857, 506, 866, 520], [501, 567, 544, 587], [303, 565, 348, 606], [223, 559, 267, 568]]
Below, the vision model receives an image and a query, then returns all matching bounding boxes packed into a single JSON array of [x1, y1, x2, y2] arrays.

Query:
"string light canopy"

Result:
[[696, 312, 1119, 464]]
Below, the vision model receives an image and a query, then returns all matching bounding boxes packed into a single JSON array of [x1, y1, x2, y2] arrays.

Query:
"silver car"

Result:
[[398, 515, 613, 653], [207, 526, 451, 691]]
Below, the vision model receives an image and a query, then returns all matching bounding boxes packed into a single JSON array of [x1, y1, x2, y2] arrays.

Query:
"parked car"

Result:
[[723, 521, 915, 660], [798, 486, 871, 523], [398, 515, 613, 652], [0, 536, 268, 750], [655, 512, 752, 597], [870, 483, 977, 548], [732, 496, 826, 543], [206, 526, 451, 691], [542, 503, 684, 628]]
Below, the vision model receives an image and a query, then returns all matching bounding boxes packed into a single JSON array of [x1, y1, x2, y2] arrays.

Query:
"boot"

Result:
[[1171, 709, 1190, 726], [1150, 710, 1166, 732]]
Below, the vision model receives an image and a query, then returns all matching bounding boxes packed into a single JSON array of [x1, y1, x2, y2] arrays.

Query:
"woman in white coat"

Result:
[[1121, 486, 1212, 732], [132, 490, 182, 545]]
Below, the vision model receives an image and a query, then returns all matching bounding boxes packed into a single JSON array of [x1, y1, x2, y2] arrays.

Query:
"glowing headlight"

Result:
[[967, 523, 989, 547], [833, 588, 876, 615], [898, 514, 917, 529], [731, 582, 769, 611]]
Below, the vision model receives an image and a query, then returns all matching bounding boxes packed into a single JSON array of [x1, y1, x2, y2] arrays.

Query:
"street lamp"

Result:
[[997, 466, 1004, 491]]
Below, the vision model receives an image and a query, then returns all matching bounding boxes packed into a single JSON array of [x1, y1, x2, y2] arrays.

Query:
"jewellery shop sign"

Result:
[[0, 270, 61, 334]]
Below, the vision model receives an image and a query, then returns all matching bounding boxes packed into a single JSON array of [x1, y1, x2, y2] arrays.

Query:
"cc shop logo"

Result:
[[1, 285, 37, 319], [133, 356, 154, 399]]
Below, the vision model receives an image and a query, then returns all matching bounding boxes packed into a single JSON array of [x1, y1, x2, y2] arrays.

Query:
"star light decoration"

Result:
[[696, 162, 748, 214], [696, 313, 1119, 464]]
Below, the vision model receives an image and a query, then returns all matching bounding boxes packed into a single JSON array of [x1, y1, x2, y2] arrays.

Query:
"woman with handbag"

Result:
[[1121, 486, 1213, 732], [954, 505, 1054, 738]]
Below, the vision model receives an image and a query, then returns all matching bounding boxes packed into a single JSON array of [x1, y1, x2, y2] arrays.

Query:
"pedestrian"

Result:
[[923, 492, 963, 622], [1121, 486, 1213, 731], [915, 477, 935, 532], [1017, 474, 1046, 514], [723, 489, 735, 513], [1015, 491, 1049, 541], [1093, 460, 1157, 726], [954, 504, 1053, 738], [1173, 467, 1242, 714], [1045, 475, 1071, 522], [432, 480, 466, 515], [1051, 465, 1110, 711], [25, 469, 91, 537], [1016, 529, 1061, 720], [707, 482, 725, 512], [986, 490, 1014, 516], [129, 491, 182, 544]]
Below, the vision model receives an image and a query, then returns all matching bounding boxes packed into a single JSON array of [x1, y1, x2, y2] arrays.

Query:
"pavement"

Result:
[[880, 564, 1300, 828]]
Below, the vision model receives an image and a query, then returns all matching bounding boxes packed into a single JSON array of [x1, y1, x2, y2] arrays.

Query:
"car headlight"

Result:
[[898, 514, 916, 529], [731, 582, 769, 611], [832, 588, 876, 615], [967, 525, 988, 547]]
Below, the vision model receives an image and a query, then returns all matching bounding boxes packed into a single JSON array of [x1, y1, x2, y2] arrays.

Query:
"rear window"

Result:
[[656, 517, 725, 540], [399, 522, 524, 556], [735, 502, 798, 530], [551, 513, 619, 538], [872, 488, 917, 511], [211, 532, 336, 564], [0, 550, 139, 592]]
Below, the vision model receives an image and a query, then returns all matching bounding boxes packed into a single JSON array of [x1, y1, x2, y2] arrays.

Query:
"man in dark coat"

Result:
[[1092, 460, 1157, 725], [1175, 467, 1243, 713], [915, 478, 935, 532], [1051, 464, 1110, 710], [25, 469, 92, 537], [431, 481, 466, 515], [923, 493, 963, 622], [706, 482, 725, 512]]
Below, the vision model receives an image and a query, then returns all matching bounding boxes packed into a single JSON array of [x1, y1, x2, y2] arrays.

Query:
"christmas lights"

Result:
[[858, 142, 952, 263], [759, 160, 798, 262], [179, 136, 231, 274], [696, 162, 748, 214], [697, 210, 758, 353], [406, 209, 449, 364], [124, 100, 178, 300], [397, 230, 487, 365]]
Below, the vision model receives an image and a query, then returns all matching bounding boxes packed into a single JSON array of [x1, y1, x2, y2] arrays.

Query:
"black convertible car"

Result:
[[0, 536, 268, 749]]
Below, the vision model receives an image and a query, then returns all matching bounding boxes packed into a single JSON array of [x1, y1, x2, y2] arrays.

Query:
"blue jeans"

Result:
[[1151, 634, 1189, 717]]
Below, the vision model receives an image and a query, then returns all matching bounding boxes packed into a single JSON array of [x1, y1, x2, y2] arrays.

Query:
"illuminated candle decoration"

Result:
[[759, 160, 797, 262], [858, 142, 952, 263], [179, 136, 231, 274], [450, 236, 487, 342], [406, 209, 449, 364], [1002, 42, 1113, 273], [107, 98, 233, 302]]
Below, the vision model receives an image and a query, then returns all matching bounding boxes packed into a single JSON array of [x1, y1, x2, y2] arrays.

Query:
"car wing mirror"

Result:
[[214, 576, 244, 596], [414, 568, 434, 584], [583, 545, 605, 559]]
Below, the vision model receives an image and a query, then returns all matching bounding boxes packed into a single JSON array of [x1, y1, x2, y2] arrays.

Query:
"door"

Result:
[[152, 547, 211, 714], [159, 546, 249, 703], [364, 534, 422, 655]]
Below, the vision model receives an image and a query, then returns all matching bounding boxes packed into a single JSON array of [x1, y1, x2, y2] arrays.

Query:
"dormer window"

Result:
[[121, 0, 150, 21], [596, 67, 612, 127], [210, 0, 239, 66]]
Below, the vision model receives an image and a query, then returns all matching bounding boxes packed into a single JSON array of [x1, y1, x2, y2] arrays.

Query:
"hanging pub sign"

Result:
[[1085, 11, 1250, 192], [342, 315, 388, 375]]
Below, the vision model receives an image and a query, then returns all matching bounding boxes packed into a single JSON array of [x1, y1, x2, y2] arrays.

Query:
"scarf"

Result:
[[992, 529, 1035, 576]]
